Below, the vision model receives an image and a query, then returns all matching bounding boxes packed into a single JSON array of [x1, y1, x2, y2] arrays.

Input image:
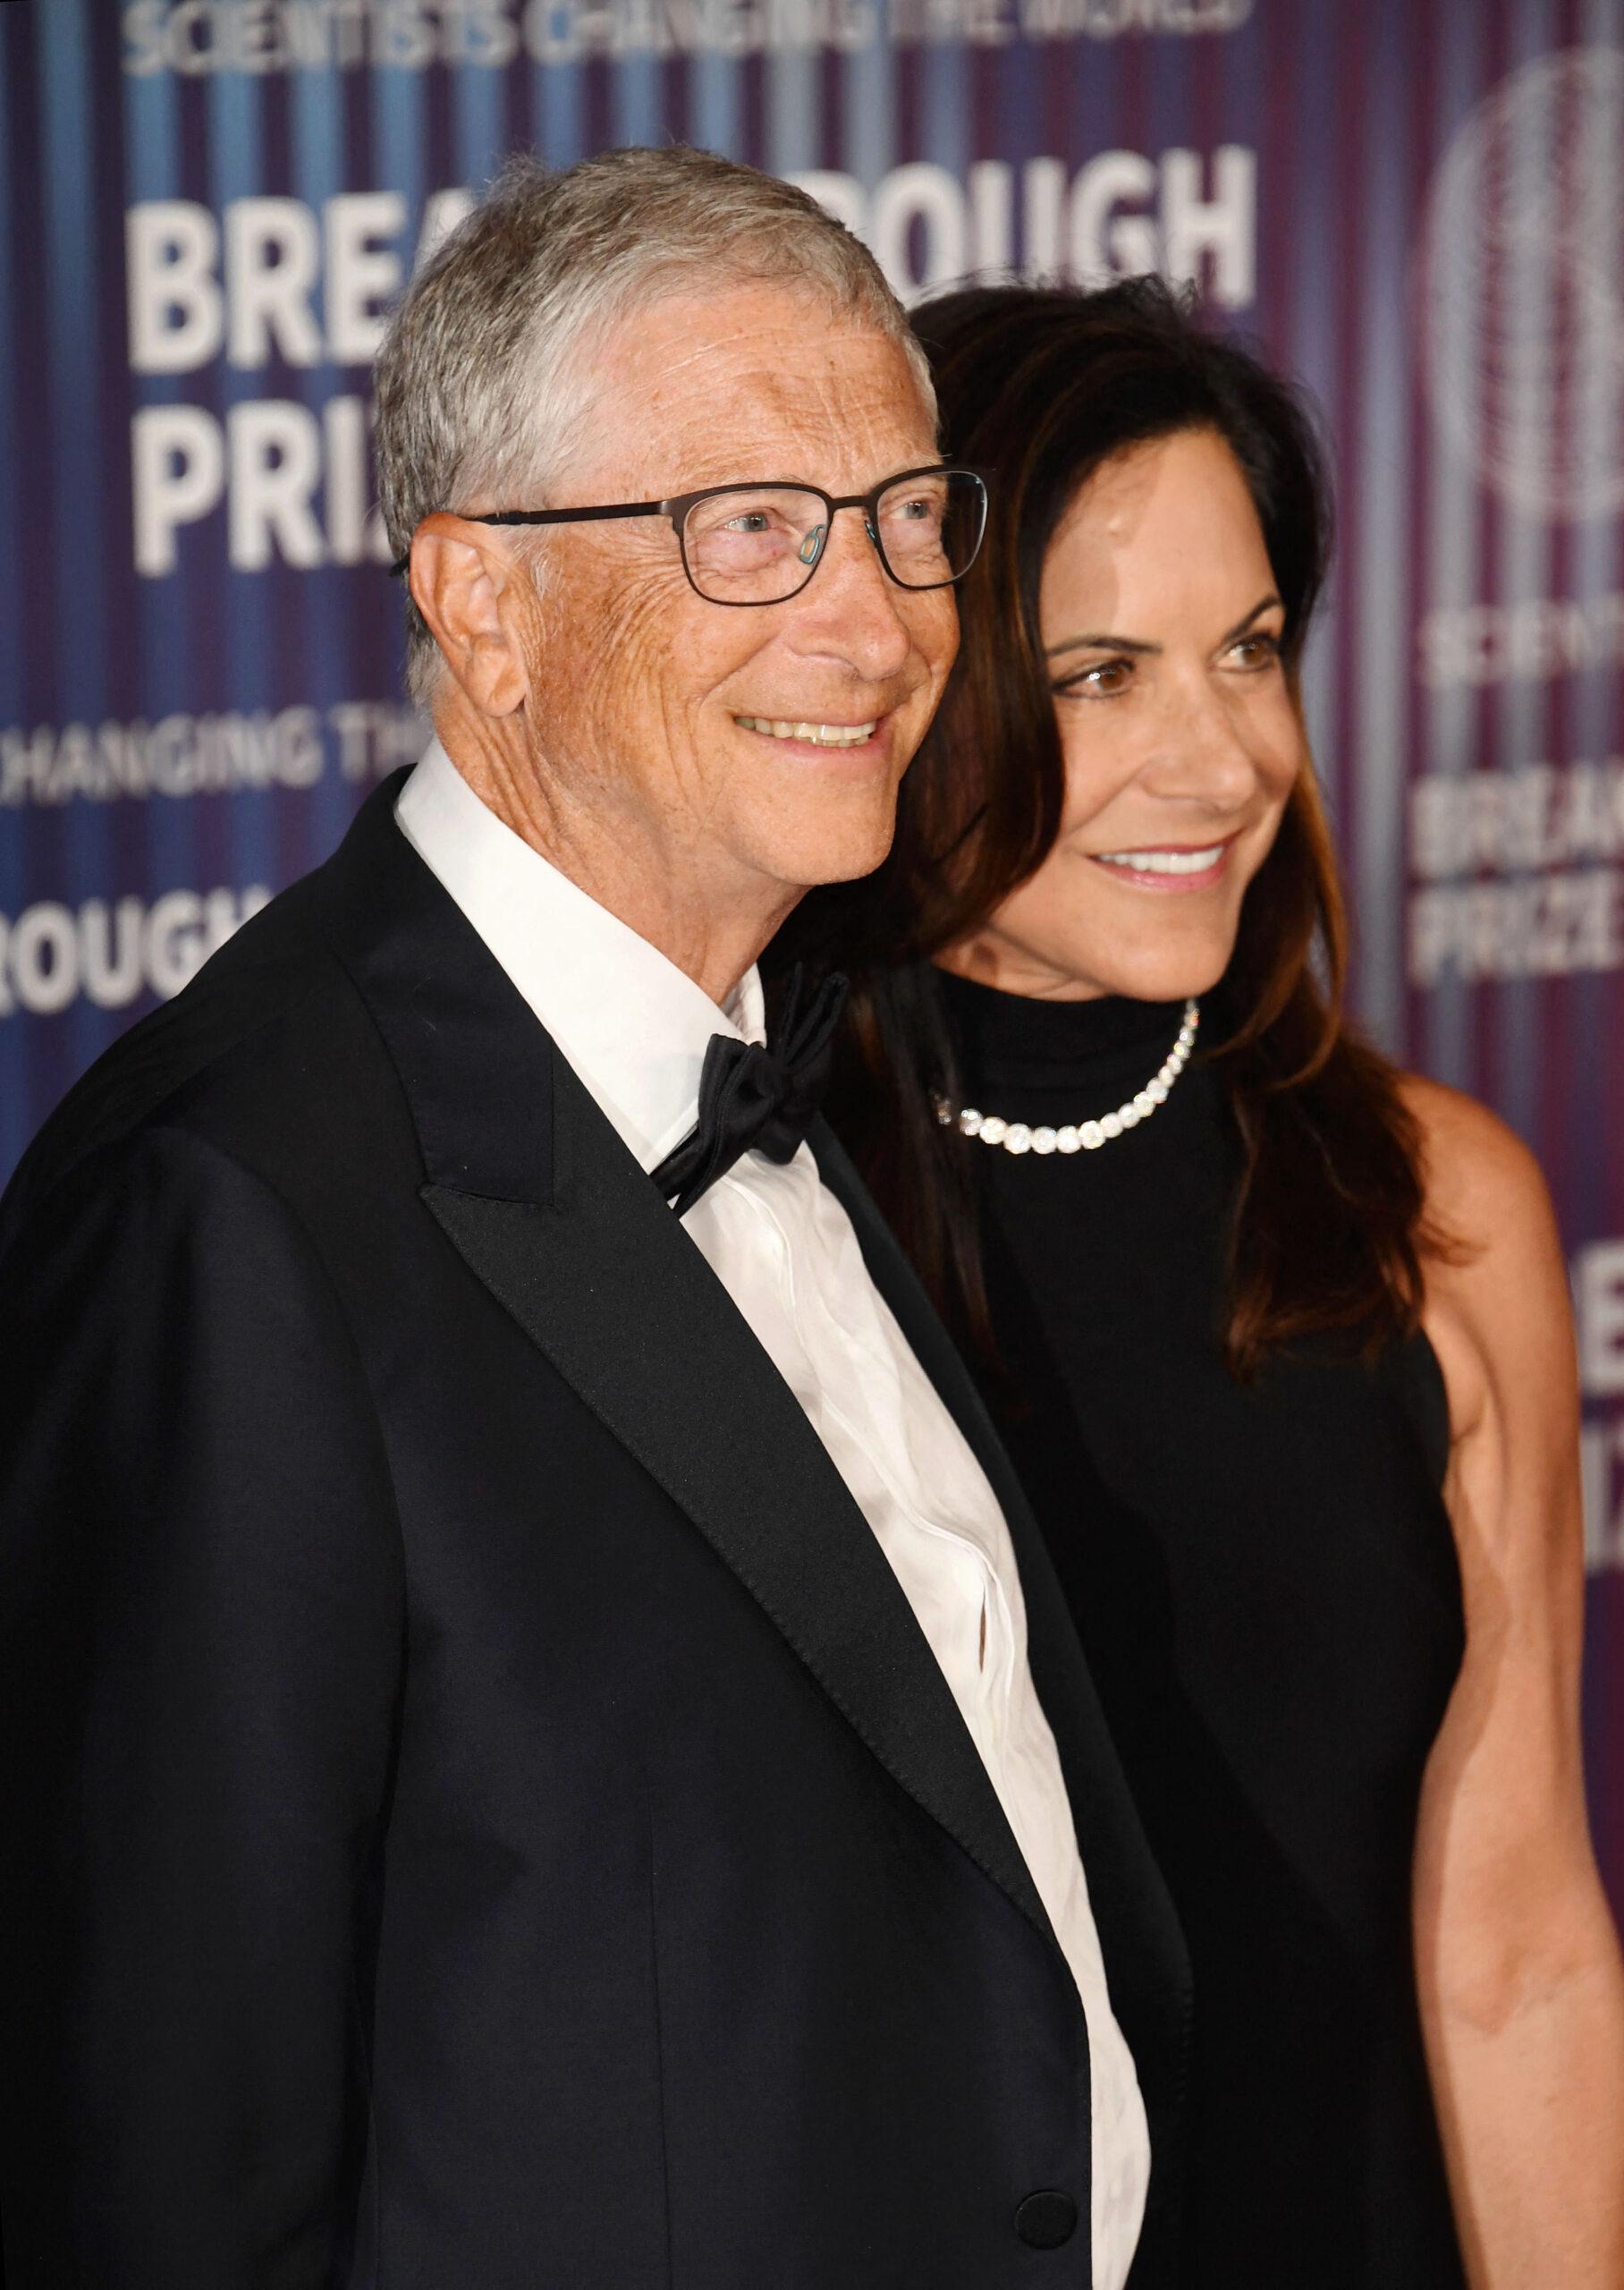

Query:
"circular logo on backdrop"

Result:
[[1417, 46, 1624, 522]]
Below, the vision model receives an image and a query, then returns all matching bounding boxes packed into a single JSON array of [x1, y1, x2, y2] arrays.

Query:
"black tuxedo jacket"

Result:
[[0, 775, 1189, 2290]]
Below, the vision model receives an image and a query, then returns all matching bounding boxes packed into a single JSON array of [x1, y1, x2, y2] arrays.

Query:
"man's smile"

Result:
[[733, 715, 881, 748]]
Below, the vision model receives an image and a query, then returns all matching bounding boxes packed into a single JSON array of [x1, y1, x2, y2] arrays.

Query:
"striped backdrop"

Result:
[[2, 0, 1622, 1920]]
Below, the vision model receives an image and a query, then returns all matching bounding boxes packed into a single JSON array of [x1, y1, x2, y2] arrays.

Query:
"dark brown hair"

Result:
[[781, 277, 1437, 1379]]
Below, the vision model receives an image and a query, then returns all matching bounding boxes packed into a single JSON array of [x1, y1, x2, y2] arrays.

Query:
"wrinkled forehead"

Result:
[[560, 280, 939, 499]]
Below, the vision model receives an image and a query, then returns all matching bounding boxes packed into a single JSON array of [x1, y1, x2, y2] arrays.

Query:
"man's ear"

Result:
[[408, 513, 533, 718]]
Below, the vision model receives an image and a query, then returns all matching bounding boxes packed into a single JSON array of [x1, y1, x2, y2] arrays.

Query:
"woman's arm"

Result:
[[1408, 1075, 1624, 2290]]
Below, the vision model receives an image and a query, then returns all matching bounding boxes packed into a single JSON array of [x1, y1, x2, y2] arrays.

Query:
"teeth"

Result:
[[736, 717, 877, 748], [1096, 845, 1225, 876]]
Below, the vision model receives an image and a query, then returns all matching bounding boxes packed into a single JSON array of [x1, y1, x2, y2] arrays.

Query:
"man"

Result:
[[0, 149, 1187, 2287]]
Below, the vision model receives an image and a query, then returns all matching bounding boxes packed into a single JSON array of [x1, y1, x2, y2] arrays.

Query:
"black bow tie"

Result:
[[651, 966, 850, 1218]]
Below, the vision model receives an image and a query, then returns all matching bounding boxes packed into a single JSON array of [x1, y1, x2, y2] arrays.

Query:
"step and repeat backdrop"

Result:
[[1, 0, 1621, 1913]]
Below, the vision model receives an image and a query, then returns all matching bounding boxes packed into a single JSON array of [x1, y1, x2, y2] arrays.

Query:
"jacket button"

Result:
[[1014, 2190, 1078, 2249]]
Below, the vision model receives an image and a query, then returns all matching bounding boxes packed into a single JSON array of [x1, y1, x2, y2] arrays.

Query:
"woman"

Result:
[[786, 281, 1624, 2286]]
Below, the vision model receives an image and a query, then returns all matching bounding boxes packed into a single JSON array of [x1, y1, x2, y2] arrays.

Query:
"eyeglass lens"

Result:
[[680, 472, 985, 604]]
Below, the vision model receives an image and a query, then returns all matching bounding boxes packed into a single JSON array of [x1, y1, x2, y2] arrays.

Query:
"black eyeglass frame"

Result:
[[391, 463, 990, 604]]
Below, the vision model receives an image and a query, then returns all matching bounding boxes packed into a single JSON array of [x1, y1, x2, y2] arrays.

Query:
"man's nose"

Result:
[[788, 504, 916, 678]]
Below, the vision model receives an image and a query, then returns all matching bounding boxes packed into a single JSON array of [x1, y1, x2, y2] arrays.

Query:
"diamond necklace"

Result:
[[934, 998, 1200, 1157]]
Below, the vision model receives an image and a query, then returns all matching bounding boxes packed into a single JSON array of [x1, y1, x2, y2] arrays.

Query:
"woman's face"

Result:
[[940, 427, 1307, 1003]]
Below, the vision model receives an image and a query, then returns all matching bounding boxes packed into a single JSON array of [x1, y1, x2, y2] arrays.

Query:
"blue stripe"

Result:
[[1349, 0, 1415, 1055], [0, 21, 20, 737], [455, 46, 505, 189], [375, 40, 427, 223], [123, 52, 200, 1066], [767, 47, 818, 182], [1559, 0, 1624, 1252], [918, 36, 968, 293], [1070, 14, 1122, 282], [1289, 0, 1345, 862], [1417, 0, 1485, 1094], [691, 53, 741, 158], [994, 20, 1039, 277], [207, 64, 275, 901], [0, 13, 21, 1177], [38, 0, 113, 1078], [842, 0, 895, 194], [538, 51, 587, 171], [1489, 0, 1559, 1144], [372, 39, 429, 778], [1143, 17, 1194, 230], [613, 55, 663, 149], [292, 57, 353, 861], [1221, 0, 1266, 225]]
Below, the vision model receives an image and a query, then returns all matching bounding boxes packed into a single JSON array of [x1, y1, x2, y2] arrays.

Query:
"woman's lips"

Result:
[[1087, 836, 1238, 893]]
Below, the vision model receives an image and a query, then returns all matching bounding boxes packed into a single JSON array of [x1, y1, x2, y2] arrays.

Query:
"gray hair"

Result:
[[375, 145, 932, 706]]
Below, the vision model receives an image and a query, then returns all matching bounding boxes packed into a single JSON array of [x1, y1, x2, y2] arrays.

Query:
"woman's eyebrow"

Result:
[[1044, 630, 1160, 659], [1219, 593, 1285, 644], [1044, 591, 1285, 662]]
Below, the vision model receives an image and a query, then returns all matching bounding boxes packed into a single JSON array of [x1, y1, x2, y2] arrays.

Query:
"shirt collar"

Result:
[[395, 738, 764, 1174]]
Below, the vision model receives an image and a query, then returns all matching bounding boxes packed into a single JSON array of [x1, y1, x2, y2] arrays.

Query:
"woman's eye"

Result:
[[1226, 632, 1282, 670], [1054, 658, 1134, 699]]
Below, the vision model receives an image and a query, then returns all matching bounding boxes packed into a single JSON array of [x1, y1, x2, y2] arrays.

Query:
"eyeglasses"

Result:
[[393, 465, 988, 606]]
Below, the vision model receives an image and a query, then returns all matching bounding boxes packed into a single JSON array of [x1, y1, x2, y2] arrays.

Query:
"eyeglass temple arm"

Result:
[[479, 502, 673, 528], [389, 499, 677, 578]]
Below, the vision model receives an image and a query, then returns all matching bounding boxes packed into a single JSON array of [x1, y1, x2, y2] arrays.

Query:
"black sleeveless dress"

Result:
[[937, 971, 1468, 2290]]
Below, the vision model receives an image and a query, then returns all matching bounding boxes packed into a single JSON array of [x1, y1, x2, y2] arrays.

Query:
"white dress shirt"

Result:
[[397, 740, 1149, 2285]]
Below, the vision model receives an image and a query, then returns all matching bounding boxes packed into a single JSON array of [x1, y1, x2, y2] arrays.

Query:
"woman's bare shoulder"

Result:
[[1396, 1071, 1575, 1455], [1396, 1069, 1554, 1250]]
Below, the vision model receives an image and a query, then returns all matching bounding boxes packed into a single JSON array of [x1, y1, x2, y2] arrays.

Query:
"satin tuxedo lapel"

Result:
[[319, 777, 1058, 1963]]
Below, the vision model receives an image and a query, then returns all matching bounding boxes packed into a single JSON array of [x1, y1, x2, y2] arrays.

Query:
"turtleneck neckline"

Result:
[[936, 966, 1190, 1091]]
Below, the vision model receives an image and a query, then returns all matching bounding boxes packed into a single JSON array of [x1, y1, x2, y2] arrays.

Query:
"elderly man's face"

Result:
[[515, 283, 957, 906]]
